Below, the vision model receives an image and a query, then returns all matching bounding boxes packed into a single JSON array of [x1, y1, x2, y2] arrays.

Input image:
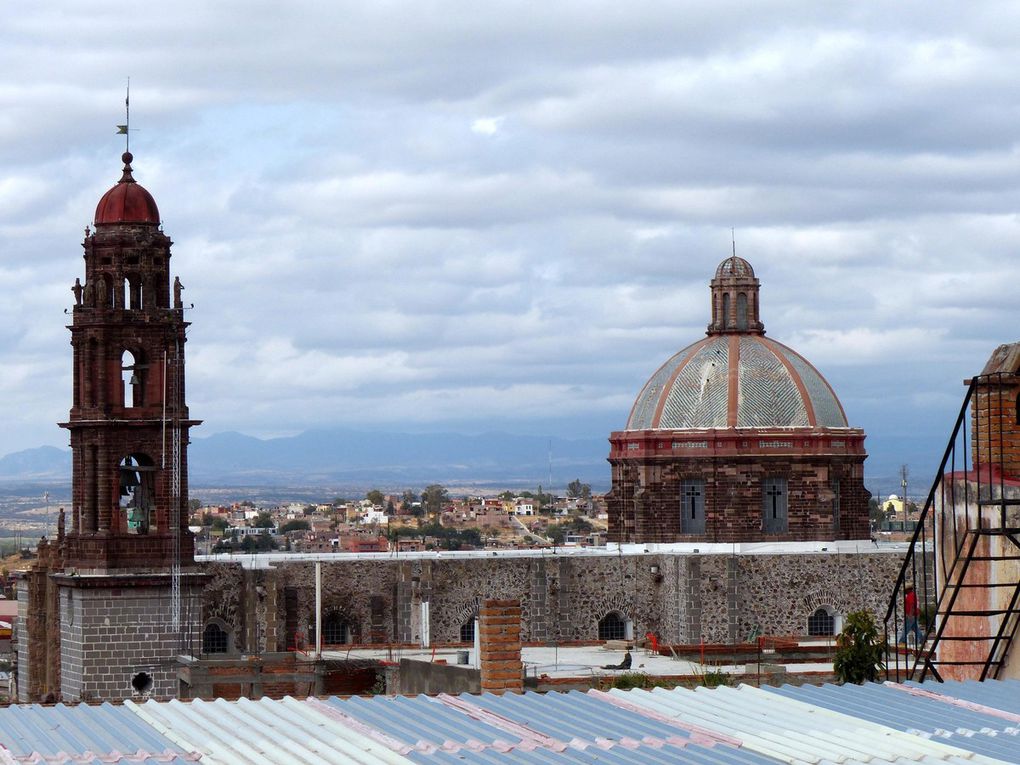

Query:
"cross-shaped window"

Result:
[[762, 477, 788, 533]]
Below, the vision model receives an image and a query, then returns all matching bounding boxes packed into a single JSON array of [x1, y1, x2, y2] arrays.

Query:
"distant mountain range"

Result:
[[0, 428, 936, 498], [0, 430, 612, 491]]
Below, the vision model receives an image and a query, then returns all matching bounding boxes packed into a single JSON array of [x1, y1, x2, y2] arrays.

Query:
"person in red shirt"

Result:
[[897, 581, 924, 646]]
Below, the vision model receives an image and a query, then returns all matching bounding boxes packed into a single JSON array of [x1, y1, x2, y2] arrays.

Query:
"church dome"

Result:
[[626, 255, 849, 430], [626, 334, 848, 429], [94, 152, 160, 225]]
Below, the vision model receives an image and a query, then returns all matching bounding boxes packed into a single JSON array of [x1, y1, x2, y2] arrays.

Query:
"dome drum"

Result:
[[610, 428, 866, 462]]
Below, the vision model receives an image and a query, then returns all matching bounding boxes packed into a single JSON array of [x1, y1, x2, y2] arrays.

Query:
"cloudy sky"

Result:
[[1, 2, 1018, 489]]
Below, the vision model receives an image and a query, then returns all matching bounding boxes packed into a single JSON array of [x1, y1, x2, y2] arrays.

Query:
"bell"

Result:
[[129, 371, 140, 386]]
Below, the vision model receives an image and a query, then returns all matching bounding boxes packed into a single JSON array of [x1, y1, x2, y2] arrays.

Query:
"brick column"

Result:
[[479, 599, 522, 694]]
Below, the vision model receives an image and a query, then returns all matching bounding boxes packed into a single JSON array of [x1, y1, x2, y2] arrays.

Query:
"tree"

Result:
[[251, 511, 274, 529], [279, 519, 311, 533], [868, 497, 883, 525], [366, 489, 385, 506], [385, 500, 396, 516], [400, 489, 417, 513], [833, 610, 884, 684], [422, 484, 449, 516], [302, 504, 317, 516], [210, 516, 229, 533], [498, 490, 514, 501], [188, 498, 202, 512], [567, 479, 591, 500]]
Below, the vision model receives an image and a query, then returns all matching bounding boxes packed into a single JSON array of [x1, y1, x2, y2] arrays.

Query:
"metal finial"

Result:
[[116, 78, 131, 152]]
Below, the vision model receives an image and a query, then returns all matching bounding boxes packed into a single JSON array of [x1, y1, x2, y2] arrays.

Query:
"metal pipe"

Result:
[[315, 561, 322, 659]]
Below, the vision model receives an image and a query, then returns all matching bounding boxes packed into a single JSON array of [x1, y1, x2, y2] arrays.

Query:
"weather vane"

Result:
[[116, 78, 131, 152]]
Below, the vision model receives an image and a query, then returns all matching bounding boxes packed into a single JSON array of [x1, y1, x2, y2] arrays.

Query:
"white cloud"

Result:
[[471, 117, 504, 136], [0, 1, 1015, 480]]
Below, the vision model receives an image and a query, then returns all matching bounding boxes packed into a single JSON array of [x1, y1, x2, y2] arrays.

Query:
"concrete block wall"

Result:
[[59, 580, 204, 702]]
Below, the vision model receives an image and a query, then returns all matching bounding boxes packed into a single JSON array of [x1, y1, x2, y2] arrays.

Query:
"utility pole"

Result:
[[899, 464, 909, 531]]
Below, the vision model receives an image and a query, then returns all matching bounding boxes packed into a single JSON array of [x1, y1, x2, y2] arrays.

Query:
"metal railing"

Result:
[[883, 372, 1020, 682]]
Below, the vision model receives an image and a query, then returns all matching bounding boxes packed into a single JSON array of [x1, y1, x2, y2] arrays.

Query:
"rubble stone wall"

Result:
[[200, 551, 901, 652]]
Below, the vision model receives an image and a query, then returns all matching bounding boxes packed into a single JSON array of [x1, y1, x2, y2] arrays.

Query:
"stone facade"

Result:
[[192, 548, 900, 657], [608, 443, 870, 543]]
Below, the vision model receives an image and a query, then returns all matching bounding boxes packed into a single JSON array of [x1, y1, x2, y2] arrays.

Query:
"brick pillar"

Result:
[[479, 598, 522, 694]]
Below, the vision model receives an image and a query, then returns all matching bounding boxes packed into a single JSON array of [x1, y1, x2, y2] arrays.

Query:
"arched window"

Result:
[[736, 292, 748, 330], [203, 621, 230, 654], [460, 619, 475, 643], [721, 293, 730, 330], [126, 275, 144, 310], [808, 607, 836, 636], [323, 612, 351, 645], [598, 612, 629, 641]]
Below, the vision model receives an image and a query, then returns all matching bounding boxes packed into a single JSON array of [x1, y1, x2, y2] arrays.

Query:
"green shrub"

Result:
[[612, 672, 653, 690], [699, 669, 732, 688], [834, 610, 884, 684]]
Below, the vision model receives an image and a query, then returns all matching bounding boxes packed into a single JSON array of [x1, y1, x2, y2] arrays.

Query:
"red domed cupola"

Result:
[[94, 152, 160, 225]]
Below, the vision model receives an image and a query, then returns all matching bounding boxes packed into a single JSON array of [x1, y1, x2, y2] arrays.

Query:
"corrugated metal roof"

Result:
[[125, 696, 408, 765], [2, 680, 1019, 764], [762, 681, 1020, 763], [608, 684, 1010, 765], [904, 679, 1020, 716], [0, 701, 196, 764]]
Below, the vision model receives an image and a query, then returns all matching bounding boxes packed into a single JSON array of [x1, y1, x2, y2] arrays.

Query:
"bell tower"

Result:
[[17, 150, 208, 703], [60, 151, 200, 570]]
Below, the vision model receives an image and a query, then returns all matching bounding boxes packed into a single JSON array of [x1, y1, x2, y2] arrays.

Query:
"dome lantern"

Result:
[[708, 255, 764, 335]]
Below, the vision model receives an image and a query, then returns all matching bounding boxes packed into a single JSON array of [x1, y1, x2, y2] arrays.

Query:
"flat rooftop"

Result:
[[321, 642, 838, 680], [198, 539, 908, 568]]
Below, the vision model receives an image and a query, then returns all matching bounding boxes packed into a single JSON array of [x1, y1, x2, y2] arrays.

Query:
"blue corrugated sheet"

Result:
[[2, 680, 1019, 764], [0, 702, 196, 764], [332, 689, 782, 763], [762, 681, 1020, 763], [905, 678, 1020, 715]]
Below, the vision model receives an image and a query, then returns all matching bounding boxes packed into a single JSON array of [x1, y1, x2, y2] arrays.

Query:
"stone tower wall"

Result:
[[58, 576, 206, 702]]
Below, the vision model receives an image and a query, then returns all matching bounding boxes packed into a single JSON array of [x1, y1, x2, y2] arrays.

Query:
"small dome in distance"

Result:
[[94, 152, 160, 225], [715, 255, 755, 279]]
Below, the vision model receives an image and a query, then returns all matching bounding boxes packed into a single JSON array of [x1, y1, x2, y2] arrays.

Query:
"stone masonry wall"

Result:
[[608, 455, 870, 543], [200, 550, 901, 653]]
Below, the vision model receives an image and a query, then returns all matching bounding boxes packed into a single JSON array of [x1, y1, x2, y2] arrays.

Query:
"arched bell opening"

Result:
[[121, 349, 145, 408], [120, 453, 156, 534]]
